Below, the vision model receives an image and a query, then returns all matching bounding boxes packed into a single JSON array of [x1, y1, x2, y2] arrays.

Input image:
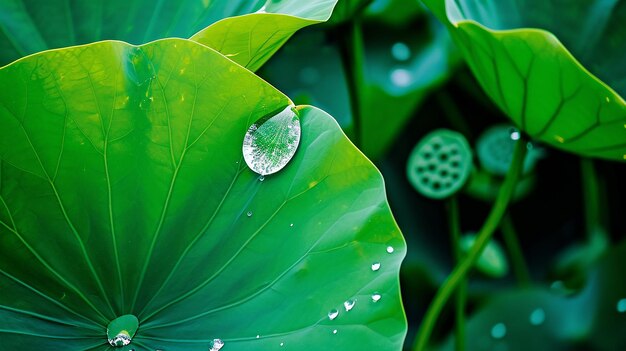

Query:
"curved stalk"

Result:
[[413, 136, 528, 351]]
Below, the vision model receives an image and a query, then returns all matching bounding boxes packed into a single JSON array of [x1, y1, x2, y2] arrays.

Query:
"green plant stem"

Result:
[[413, 136, 528, 351], [580, 158, 608, 243], [500, 213, 531, 287], [339, 17, 365, 147], [447, 196, 465, 351]]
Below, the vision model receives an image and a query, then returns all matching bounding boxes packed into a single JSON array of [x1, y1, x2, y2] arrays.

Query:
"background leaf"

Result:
[[0, 0, 338, 70], [424, 0, 626, 161], [0, 38, 406, 350]]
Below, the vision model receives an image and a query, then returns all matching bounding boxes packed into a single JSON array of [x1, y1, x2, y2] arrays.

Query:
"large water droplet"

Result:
[[391, 42, 411, 61], [371, 262, 381, 271], [328, 309, 339, 320], [243, 105, 301, 176], [344, 299, 356, 312], [209, 339, 224, 351], [371, 293, 382, 302], [106, 315, 139, 347], [529, 308, 546, 326], [617, 298, 626, 313], [491, 323, 507, 339]]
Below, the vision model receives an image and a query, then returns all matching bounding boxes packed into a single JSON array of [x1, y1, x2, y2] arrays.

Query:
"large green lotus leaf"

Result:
[[0, 38, 406, 350], [436, 242, 626, 350], [422, 0, 626, 161], [0, 0, 337, 70]]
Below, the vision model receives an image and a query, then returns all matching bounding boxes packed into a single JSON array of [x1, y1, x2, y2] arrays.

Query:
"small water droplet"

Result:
[[290, 223, 294, 227], [391, 42, 411, 61], [333, 329, 338, 334], [328, 309, 339, 320], [259, 175, 265, 182], [344, 299, 356, 312], [109, 333, 131, 347], [256, 334, 260, 339], [386, 246, 394, 254], [371, 262, 381, 271], [509, 128, 521, 141], [530, 308, 546, 325], [280, 342, 284, 347], [243, 105, 301, 176], [617, 298, 626, 313], [247, 211, 253, 217], [209, 339, 224, 351], [491, 323, 507, 339], [390, 68, 412, 87], [371, 293, 382, 302]]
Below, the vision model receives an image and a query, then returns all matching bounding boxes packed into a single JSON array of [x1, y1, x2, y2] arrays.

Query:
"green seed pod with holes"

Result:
[[407, 129, 473, 200], [476, 124, 543, 177]]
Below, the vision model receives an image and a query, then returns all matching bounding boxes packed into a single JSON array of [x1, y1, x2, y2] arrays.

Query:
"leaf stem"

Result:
[[413, 136, 528, 351], [447, 196, 465, 351], [500, 214, 531, 287], [339, 16, 365, 147], [580, 158, 608, 243]]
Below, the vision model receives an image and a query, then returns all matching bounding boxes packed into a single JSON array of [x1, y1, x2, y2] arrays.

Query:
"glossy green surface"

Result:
[[423, 0, 626, 161], [0, 0, 337, 70], [0, 38, 406, 350]]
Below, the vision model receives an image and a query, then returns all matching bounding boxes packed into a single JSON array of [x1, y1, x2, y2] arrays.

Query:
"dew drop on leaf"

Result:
[[386, 246, 394, 254], [259, 175, 265, 182], [247, 211, 253, 217], [328, 309, 339, 320], [108, 333, 131, 347], [242, 105, 301, 176], [344, 299, 356, 312], [333, 329, 338, 334], [491, 323, 507, 339], [529, 308, 546, 325], [371, 262, 381, 271], [209, 339, 224, 351], [371, 293, 382, 302]]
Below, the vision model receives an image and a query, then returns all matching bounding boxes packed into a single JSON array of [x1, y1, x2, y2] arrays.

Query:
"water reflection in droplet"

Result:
[[242, 105, 301, 176], [371, 293, 382, 302], [209, 339, 224, 351], [344, 299, 356, 312], [371, 262, 381, 271], [108, 333, 131, 347], [491, 323, 507, 339], [328, 309, 339, 320], [529, 308, 545, 326]]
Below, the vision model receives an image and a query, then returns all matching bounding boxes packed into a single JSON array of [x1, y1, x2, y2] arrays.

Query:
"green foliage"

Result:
[[459, 234, 508, 278], [0, 0, 338, 70], [0, 37, 406, 350], [422, 0, 626, 161]]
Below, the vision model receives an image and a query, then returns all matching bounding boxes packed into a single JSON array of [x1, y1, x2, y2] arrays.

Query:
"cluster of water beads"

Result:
[[109, 333, 132, 347]]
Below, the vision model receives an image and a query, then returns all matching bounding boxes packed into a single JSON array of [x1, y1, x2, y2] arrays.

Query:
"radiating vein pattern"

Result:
[[0, 38, 406, 350]]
